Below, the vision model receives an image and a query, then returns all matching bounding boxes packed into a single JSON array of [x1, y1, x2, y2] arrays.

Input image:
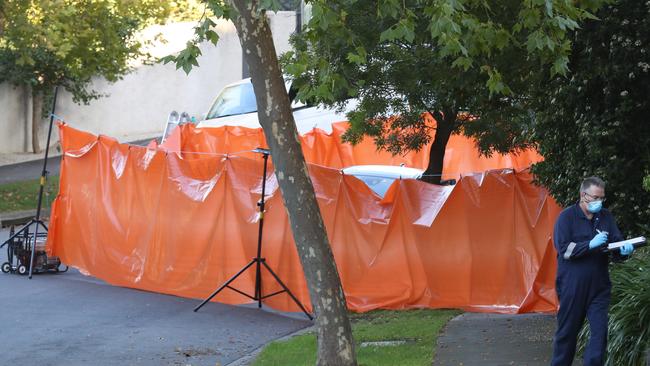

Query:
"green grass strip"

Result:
[[0, 176, 60, 213], [253, 309, 460, 366]]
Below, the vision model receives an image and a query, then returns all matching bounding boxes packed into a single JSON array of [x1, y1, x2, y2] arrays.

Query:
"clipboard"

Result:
[[606, 236, 647, 251]]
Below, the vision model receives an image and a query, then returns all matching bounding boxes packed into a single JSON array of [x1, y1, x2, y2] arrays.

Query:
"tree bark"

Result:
[[422, 109, 457, 185], [227, 1, 357, 365], [31, 90, 43, 154]]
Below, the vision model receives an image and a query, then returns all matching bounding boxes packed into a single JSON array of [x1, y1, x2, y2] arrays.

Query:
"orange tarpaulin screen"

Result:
[[48, 123, 560, 313], [162, 122, 543, 179]]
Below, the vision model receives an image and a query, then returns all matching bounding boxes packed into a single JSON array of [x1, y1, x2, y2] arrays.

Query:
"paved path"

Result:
[[434, 312, 562, 366], [0, 229, 311, 366]]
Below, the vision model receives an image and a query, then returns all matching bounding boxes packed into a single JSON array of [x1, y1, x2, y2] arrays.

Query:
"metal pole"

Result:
[[254, 152, 269, 308], [29, 86, 58, 279]]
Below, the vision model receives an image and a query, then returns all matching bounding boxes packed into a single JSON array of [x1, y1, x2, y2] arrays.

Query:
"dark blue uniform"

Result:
[[551, 203, 625, 366]]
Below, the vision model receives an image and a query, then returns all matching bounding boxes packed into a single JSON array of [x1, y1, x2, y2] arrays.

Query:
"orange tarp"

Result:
[[48, 122, 560, 313], [162, 122, 543, 180]]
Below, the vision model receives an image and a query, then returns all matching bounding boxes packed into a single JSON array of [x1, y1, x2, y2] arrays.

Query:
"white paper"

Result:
[[607, 236, 646, 250]]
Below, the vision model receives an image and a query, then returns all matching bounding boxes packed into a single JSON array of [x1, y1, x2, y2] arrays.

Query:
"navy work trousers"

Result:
[[551, 275, 610, 366]]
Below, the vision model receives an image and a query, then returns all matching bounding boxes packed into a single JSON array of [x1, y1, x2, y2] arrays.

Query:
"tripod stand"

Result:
[[193, 148, 312, 320], [0, 86, 60, 279]]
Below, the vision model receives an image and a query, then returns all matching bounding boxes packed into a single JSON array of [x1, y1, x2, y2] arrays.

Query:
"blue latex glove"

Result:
[[589, 231, 609, 249], [620, 243, 635, 256]]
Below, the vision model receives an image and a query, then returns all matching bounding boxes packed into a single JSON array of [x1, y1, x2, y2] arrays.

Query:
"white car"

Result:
[[165, 79, 456, 194], [196, 78, 357, 134], [342, 165, 424, 198]]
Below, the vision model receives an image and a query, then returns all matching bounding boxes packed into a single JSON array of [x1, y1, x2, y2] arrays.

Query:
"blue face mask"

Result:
[[587, 200, 603, 213]]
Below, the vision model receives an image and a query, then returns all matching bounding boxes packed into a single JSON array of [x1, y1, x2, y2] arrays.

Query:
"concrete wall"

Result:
[[0, 84, 29, 153], [0, 12, 296, 153]]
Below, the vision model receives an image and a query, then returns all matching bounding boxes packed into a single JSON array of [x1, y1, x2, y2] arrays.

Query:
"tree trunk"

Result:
[[31, 90, 43, 154], [227, 1, 357, 365], [422, 110, 457, 185], [23, 84, 33, 153]]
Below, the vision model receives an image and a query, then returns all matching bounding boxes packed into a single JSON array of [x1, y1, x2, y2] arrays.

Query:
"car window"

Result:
[[206, 83, 257, 119], [205, 80, 306, 120], [355, 176, 396, 198]]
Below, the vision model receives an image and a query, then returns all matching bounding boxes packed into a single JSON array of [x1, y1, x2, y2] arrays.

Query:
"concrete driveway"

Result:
[[0, 228, 311, 366]]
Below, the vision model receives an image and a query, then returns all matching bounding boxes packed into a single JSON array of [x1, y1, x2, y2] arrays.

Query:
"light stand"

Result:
[[193, 148, 313, 320], [0, 86, 59, 279]]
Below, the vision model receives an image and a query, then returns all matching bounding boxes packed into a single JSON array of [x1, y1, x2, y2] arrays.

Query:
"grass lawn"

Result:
[[0, 176, 60, 213], [252, 309, 460, 366]]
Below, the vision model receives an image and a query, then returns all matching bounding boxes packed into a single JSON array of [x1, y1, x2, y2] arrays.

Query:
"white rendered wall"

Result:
[[0, 12, 297, 153]]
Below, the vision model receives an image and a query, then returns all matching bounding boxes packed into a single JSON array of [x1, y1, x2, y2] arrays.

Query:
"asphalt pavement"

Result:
[[0, 156, 61, 184], [0, 228, 311, 366]]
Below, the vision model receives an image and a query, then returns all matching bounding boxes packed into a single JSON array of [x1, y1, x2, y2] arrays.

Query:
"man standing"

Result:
[[551, 177, 635, 366]]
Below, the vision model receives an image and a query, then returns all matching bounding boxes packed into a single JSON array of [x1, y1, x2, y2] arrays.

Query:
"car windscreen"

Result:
[[206, 81, 308, 120], [354, 176, 396, 198], [206, 83, 257, 119]]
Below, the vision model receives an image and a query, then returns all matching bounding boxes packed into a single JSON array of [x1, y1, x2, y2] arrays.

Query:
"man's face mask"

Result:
[[583, 192, 604, 213], [587, 200, 603, 213]]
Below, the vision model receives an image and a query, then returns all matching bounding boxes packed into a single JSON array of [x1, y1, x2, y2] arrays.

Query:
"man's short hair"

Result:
[[580, 176, 606, 193]]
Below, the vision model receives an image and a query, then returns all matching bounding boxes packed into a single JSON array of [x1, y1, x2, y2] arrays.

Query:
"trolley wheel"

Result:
[[17, 265, 28, 275], [1, 262, 11, 274]]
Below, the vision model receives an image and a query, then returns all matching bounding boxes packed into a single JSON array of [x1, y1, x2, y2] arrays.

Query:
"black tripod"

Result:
[[0, 86, 59, 279], [193, 148, 312, 319]]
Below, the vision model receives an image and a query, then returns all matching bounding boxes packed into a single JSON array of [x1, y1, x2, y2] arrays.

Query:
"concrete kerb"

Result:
[[226, 323, 316, 366], [0, 209, 48, 228]]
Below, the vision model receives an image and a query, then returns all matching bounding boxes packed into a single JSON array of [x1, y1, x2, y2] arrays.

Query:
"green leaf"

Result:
[[160, 55, 176, 64], [16, 54, 35, 66], [545, 0, 553, 17], [259, 0, 282, 12], [347, 52, 364, 65], [451, 56, 472, 70], [205, 30, 220, 44], [551, 55, 569, 76], [182, 62, 193, 74]]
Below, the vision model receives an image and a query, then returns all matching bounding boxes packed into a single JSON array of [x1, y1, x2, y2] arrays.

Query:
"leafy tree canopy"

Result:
[[538, 6, 650, 365], [165, 0, 208, 22], [281, 0, 607, 181], [531, 0, 650, 235], [0, 0, 168, 102]]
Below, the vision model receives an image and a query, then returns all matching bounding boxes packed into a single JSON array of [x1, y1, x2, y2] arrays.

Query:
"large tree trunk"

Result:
[[422, 109, 457, 184], [31, 90, 43, 154], [228, 1, 357, 365]]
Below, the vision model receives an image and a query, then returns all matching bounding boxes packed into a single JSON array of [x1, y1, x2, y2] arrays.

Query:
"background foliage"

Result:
[[530, 1, 650, 364], [281, 0, 607, 180], [0, 0, 168, 102], [530, 0, 650, 235]]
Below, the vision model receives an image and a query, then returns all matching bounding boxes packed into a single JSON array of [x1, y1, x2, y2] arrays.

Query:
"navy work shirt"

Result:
[[553, 203, 624, 284]]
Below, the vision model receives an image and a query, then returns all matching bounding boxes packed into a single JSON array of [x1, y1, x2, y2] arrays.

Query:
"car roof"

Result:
[[222, 78, 253, 88], [221, 77, 291, 90], [342, 165, 423, 179]]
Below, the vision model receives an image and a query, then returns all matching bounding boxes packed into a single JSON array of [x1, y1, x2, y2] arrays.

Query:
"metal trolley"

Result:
[[1, 226, 66, 275]]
